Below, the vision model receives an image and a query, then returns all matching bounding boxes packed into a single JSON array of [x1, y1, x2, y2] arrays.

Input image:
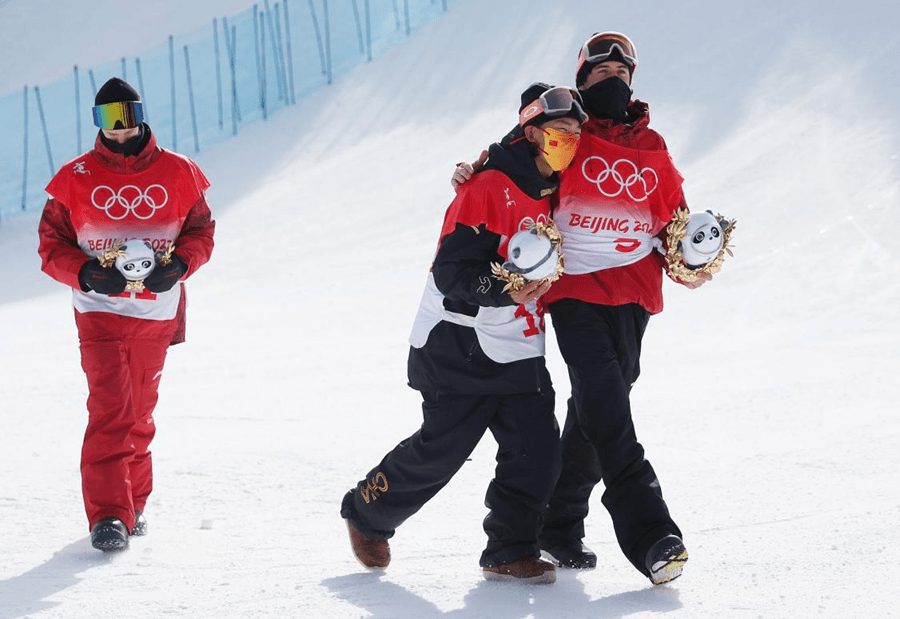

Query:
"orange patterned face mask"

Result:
[[540, 127, 580, 171]]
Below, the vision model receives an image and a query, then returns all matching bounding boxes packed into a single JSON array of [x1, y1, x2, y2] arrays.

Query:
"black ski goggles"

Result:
[[578, 31, 638, 69], [519, 86, 588, 126]]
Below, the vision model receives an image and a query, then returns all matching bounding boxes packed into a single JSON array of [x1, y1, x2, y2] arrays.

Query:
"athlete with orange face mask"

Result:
[[341, 83, 586, 584]]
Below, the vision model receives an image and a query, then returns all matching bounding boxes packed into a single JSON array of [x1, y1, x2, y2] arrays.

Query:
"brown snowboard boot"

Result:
[[483, 556, 556, 584], [345, 520, 390, 569]]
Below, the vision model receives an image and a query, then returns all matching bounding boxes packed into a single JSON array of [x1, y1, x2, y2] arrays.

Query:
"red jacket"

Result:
[[543, 102, 688, 314], [38, 130, 215, 338], [408, 129, 557, 394]]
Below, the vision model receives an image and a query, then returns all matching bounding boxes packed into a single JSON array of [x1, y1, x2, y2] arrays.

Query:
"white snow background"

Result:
[[2, 0, 899, 617]]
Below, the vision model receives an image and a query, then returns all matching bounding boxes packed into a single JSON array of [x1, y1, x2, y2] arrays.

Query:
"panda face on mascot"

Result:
[[679, 210, 726, 269], [503, 227, 560, 281], [114, 239, 157, 281]]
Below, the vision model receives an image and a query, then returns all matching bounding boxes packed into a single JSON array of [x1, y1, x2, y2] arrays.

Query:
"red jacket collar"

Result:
[[89, 129, 161, 173], [584, 99, 651, 137]]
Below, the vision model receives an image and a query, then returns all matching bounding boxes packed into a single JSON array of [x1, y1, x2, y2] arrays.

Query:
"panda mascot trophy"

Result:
[[663, 208, 736, 283], [491, 221, 564, 292], [98, 239, 176, 292]]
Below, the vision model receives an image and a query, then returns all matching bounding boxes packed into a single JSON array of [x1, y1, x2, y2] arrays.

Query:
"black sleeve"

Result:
[[431, 223, 515, 308]]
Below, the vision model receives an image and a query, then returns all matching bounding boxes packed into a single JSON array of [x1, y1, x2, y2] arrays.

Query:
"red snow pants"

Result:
[[75, 309, 179, 532]]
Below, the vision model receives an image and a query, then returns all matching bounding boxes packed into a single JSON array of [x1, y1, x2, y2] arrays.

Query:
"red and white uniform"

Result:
[[38, 131, 215, 531], [544, 111, 686, 314], [407, 129, 560, 396]]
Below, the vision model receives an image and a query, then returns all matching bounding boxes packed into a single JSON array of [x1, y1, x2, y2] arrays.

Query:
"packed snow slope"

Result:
[[1, 0, 899, 618]]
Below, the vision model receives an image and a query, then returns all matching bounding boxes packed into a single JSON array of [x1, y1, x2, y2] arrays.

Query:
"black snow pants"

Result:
[[341, 374, 560, 568], [539, 298, 681, 577]]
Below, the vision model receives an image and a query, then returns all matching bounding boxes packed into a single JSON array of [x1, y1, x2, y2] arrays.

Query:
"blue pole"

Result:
[[183, 45, 200, 153], [121, 57, 127, 80], [21, 86, 28, 211], [74, 65, 82, 153], [349, 0, 364, 54], [364, 0, 371, 62], [88, 69, 98, 98], [442, 0, 447, 10], [283, 0, 296, 104], [214, 18, 224, 130], [260, 9, 268, 118], [403, 0, 410, 36], [169, 35, 177, 151], [273, 3, 289, 103], [221, 18, 239, 135], [307, 0, 326, 76], [232, 25, 240, 129], [391, 0, 400, 30], [254, 7, 267, 118], [34, 86, 54, 174], [263, 0, 285, 101], [324, 0, 331, 85], [135, 58, 148, 121]]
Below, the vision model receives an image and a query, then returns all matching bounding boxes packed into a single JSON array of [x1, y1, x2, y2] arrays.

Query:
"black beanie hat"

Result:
[[518, 82, 585, 129], [95, 77, 141, 106]]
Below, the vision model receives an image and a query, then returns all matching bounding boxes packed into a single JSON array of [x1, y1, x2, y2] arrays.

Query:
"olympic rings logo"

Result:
[[581, 156, 658, 202], [518, 213, 550, 231], [90, 184, 169, 220]]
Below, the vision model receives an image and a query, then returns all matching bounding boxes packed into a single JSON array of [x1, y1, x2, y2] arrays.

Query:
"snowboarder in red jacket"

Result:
[[37, 77, 215, 552], [453, 32, 699, 585]]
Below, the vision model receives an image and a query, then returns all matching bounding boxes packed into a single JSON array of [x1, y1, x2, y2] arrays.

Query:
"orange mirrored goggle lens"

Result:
[[92, 101, 144, 130]]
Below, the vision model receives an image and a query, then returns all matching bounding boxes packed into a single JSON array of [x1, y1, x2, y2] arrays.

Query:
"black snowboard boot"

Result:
[[645, 534, 688, 584], [131, 511, 148, 537], [541, 542, 597, 569], [91, 517, 129, 552]]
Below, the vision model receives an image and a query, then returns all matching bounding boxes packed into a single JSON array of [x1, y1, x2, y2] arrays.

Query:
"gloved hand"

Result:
[[78, 258, 128, 295], [143, 254, 188, 293]]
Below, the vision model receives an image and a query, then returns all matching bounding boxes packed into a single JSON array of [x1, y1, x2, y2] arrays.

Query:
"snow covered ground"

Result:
[[2, 0, 899, 617]]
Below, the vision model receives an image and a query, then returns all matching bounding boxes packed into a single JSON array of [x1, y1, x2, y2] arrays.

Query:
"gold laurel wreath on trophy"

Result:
[[490, 221, 565, 293], [98, 240, 176, 292], [663, 207, 736, 283]]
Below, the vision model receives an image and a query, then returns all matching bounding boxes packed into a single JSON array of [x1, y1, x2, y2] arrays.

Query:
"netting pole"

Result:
[[259, 9, 268, 119], [184, 45, 200, 153], [391, 0, 400, 29], [135, 57, 148, 121], [74, 65, 82, 153], [324, 0, 331, 85], [307, 0, 326, 76], [273, 3, 290, 103], [121, 57, 127, 80], [169, 35, 177, 151], [21, 86, 28, 211], [263, 0, 285, 101], [88, 69, 98, 98], [403, 0, 410, 36], [364, 0, 371, 62], [34, 86, 54, 175], [283, 0, 296, 104], [254, 7, 267, 119], [350, 0, 364, 54], [214, 18, 224, 130], [222, 17, 239, 135]]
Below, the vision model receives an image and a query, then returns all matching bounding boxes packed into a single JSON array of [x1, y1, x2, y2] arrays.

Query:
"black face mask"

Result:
[[580, 76, 632, 123], [100, 124, 148, 157]]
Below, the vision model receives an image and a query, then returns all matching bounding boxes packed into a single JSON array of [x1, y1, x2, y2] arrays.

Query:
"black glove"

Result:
[[143, 254, 188, 293], [78, 258, 128, 295]]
